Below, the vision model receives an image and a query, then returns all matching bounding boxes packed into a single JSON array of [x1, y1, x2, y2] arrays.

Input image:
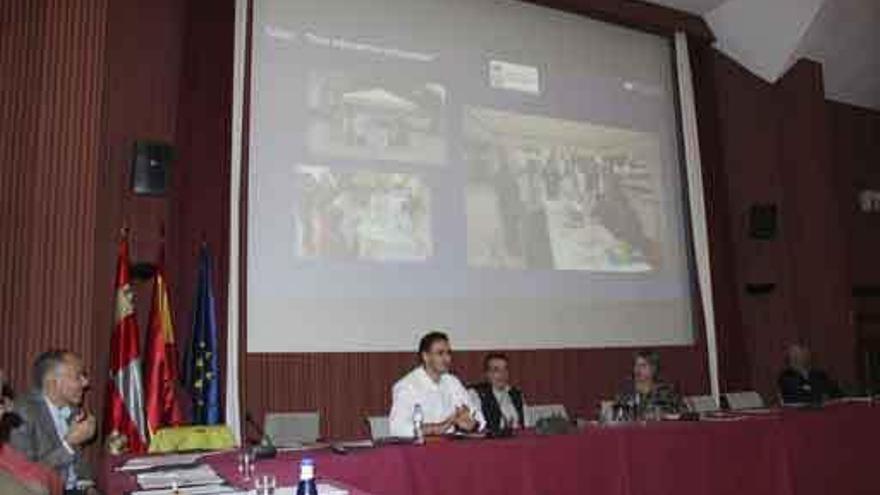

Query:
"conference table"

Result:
[[104, 401, 880, 495]]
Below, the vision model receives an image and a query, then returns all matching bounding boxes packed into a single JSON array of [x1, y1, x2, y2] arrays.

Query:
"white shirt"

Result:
[[388, 366, 485, 438], [43, 396, 77, 490]]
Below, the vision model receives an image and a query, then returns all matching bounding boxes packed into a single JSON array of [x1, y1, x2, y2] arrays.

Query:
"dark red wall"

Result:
[[828, 101, 880, 384], [706, 53, 860, 400]]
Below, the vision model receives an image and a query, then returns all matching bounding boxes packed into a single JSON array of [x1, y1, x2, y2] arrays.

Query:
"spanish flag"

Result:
[[144, 247, 185, 437]]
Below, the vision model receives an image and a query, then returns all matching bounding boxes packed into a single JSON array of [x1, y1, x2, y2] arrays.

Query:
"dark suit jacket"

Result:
[[470, 382, 525, 432], [8, 391, 92, 485], [778, 368, 841, 404]]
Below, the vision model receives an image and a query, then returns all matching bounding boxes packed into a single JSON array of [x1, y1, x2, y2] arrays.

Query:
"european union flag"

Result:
[[184, 244, 221, 425]]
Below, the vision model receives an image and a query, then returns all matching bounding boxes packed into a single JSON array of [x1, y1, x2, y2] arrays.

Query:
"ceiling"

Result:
[[647, 0, 880, 110]]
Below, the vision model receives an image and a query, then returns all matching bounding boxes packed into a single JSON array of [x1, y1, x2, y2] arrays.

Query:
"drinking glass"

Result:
[[254, 474, 277, 495]]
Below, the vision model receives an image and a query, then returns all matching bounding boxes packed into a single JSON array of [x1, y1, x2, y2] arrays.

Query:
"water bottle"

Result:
[[412, 403, 425, 444], [296, 458, 318, 495]]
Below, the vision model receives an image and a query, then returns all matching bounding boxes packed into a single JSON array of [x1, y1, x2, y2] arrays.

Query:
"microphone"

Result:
[[244, 411, 276, 459]]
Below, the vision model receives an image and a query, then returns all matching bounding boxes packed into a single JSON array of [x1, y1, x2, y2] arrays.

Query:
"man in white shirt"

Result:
[[389, 332, 485, 438]]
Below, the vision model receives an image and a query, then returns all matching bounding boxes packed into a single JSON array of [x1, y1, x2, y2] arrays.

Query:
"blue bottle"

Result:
[[296, 458, 318, 495]]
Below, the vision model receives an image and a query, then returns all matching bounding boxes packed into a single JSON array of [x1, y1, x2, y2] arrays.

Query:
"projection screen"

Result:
[[246, 0, 698, 352]]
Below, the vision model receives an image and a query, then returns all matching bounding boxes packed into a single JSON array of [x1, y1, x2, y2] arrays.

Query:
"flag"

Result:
[[144, 247, 185, 437], [104, 236, 148, 453], [184, 244, 222, 424]]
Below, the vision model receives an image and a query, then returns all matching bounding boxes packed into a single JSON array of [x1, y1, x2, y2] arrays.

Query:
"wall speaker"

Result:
[[131, 141, 173, 196], [748, 203, 777, 240]]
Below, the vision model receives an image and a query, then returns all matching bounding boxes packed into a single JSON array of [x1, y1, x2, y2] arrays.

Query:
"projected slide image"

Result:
[[307, 71, 447, 165], [463, 107, 663, 272], [294, 165, 432, 262]]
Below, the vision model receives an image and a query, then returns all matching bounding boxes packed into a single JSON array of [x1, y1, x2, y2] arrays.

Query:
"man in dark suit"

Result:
[[10, 351, 98, 495], [778, 344, 842, 405], [469, 353, 525, 432]]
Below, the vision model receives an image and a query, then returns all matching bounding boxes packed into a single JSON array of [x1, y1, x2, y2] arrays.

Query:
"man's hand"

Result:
[[65, 411, 97, 447], [452, 405, 477, 432], [421, 413, 457, 436]]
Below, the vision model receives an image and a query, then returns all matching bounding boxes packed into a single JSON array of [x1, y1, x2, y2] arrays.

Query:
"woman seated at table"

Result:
[[613, 350, 684, 420]]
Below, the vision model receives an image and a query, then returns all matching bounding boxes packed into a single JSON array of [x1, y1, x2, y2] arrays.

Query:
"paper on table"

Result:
[[316, 483, 350, 495], [136, 464, 225, 490], [119, 453, 205, 471], [130, 484, 238, 495]]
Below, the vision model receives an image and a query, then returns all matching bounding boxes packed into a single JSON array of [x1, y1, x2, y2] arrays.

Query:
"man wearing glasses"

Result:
[[10, 350, 98, 495]]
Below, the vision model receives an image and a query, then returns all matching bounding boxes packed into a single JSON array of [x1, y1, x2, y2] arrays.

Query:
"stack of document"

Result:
[[118, 453, 205, 472], [136, 464, 225, 490], [131, 485, 238, 495]]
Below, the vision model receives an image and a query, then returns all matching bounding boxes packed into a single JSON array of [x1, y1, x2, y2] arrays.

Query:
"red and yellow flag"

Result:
[[145, 247, 185, 437]]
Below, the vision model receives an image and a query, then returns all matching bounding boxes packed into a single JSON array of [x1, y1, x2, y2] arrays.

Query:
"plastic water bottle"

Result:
[[296, 458, 318, 495], [413, 403, 425, 444]]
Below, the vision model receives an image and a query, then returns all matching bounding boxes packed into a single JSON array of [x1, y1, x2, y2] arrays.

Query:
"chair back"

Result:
[[524, 404, 568, 428], [366, 415, 391, 440], [723, 391, 765, 410], [264, 411, 321, 447], [684, 394, 719, 413]]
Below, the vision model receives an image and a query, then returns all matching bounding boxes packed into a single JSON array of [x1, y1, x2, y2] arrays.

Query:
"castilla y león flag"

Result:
[[104, 236, 148, 453]]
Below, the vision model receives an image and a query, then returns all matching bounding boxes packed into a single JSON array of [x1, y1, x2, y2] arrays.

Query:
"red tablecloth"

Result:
[[104, 403, 880, 495]]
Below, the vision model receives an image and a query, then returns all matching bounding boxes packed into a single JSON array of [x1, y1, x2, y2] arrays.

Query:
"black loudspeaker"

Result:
[[748, 203, 777, 240], [131, 141, 173, 195]]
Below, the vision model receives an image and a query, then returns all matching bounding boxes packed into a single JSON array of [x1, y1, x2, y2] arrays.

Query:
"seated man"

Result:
[[389, 331, 485, 438], [469, 353, 525, 431], [10, 351, 98, 495], [778, 344, 842, 404], [614, 350, 684, 419], [1, 370, 61, 495]]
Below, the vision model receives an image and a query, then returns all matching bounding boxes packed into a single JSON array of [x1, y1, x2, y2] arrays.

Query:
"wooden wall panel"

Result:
[[1, 0, 189, 470], [828, 101, 880, 387], [709, 51, 798, 399], [777, 60, 856, 384], [171, 0, 236, 382], [0, 0, 108, 410], [829, 101, 880, 287], [92, 0, 187, 416]]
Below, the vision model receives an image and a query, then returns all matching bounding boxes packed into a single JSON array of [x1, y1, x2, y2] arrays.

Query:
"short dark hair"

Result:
[[634, 349, 661, 377], [483, 352, 509, 371], [32, 349, 72, 390], [418, 331, 449, 355], [0, 377, 21, 445]]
